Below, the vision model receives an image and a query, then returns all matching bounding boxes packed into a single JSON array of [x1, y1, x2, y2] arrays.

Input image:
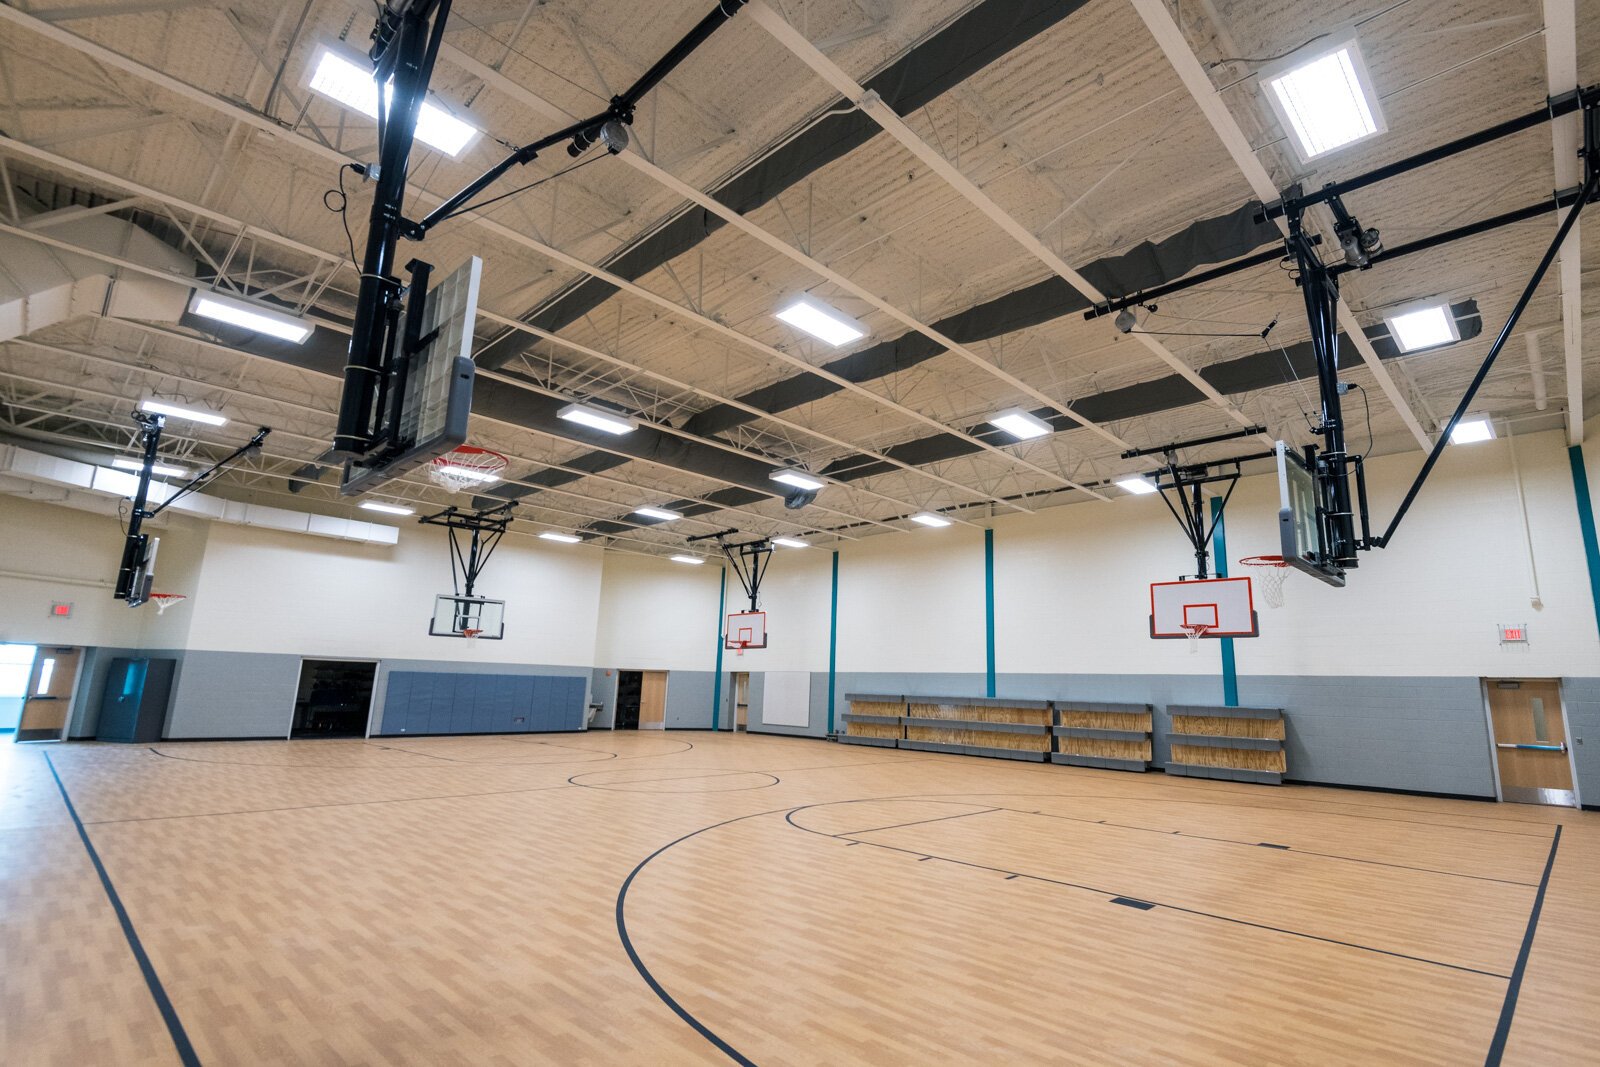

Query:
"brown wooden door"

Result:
[[734, 673, 749, 730], [638, 671, 668, 728], [18, 646, 81, 741], [1486, 679, 1574, 806]]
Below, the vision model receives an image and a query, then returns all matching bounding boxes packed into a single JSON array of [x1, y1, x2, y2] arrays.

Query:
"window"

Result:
[[36, 658, 54, 695]]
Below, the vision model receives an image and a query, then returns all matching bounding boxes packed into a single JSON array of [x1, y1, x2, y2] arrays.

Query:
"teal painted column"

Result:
[[984, 528, 996, 697], [826, 550, 840, 735], [1210, 497, 1239, 707], [1570, 445, 1600, 642], [711, 566, 726, 730]]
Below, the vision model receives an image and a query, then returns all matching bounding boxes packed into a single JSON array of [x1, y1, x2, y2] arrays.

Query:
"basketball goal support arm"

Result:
[[143, 427, 272, 520], [419, 503, 514, 598], [688, 529, 773, 611]]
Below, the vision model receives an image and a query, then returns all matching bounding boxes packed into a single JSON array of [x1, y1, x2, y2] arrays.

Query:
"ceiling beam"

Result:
[[1542, 0, 1583, 445], [1125, 0, 1433, 452], [439, 40, 1132, 453], [0, 5, 1095, 503], [745, 0, 1272, 447]]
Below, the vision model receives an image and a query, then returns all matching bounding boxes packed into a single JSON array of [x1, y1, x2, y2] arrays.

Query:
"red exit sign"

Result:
[[50, 601, 72, 618], [1499, 624, 1528, 643]]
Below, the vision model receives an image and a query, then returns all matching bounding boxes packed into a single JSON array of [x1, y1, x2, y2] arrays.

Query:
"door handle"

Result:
[[1495, 742, 1567, 752]]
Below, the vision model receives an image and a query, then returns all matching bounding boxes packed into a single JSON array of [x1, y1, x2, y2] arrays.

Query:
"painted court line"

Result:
[[1483, 825, 1562, 1066]]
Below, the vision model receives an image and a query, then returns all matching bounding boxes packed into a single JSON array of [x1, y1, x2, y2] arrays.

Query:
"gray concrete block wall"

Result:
[[664, 671, 715, 728], [165, 651, 300, 738], [1563, 677, 1600, 805], [745, 672, 830, 738]]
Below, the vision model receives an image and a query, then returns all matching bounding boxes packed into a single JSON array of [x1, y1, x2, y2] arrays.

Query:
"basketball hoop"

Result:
[[1240, 555, 1289, 608], [429, 446, 509, 493], [734, 641, 749, 658], [461, 628, 483, 641], [1179, 622, 1212, 652], [148, 593, 187, 616]]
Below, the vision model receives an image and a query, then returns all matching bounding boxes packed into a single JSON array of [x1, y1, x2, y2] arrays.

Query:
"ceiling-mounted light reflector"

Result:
[[359, 500, 415, 516], [1385, 303, 1459, 353], [1262, 33, 1386, 162], [634, 507, 682, 522], [539, 531, 583, 544], [670, 554, 705, 565], [308, 44, 479, 157], [1115, 477, 1158, 496], [775, 296, 866, 347], [910, 512, 952, 527], [557, 402, 636, 436], [988, 407, 1053, 440], [188, 290, 313, 344], [1449, 417, 1495, 444], [139, 399, 227, 426], [772, 537, 809, 548], [112, 456, 188, 478], [768, 467, 825, 492]]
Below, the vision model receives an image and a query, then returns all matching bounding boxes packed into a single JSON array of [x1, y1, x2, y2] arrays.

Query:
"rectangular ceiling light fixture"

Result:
[[634, 507, 682, 522], [1449, 416, 1495, 444], [112, 456, 188, 478], [1385, 302, 1460, 353], [188, 290, 313, 344], [308, 44, 479, 158], [139, 399, 228, 426], [538, 531, 583, 544], [910, 511, 952, 527], [557, 402, 636, 435], [768, 467, 825, 491], [1115, 476, 1158, 496], [359, 500, 415, 516], [1262, 33, 1386, 162], [771, 537, 809, 548], [988, 407, 1053, 440], [433, 463, 500, 484], [670, 554, 705, 565], [775, 296, 866, 347]]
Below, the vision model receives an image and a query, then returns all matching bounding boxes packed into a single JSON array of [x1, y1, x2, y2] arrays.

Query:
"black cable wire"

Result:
[[322, 163, 361, 270], [1351, 383, 1374, 459], [435, 152, 607, 224]]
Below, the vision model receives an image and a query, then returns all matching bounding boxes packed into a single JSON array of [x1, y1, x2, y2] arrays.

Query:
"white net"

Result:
[[149, 593, 187, 616], [1241, 556, 1288, 609], [429, 446, 508, 492], [1182, 624, 1212, 653]]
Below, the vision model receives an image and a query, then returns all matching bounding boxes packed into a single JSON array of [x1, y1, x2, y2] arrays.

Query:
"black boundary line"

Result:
[[568, 769, 781, 793], [784, 798, 1514, 980], [616, 807, 796, 1067], [43, 752, 202, 1067], [1008, 806, 1539, 886], [1483, 825, 1562, 1066], [362, 741, 616, 766], [844, 807, 1001, 836]]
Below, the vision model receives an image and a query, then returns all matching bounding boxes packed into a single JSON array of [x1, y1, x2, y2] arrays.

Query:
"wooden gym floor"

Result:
[[3, 731, 1596, 1066]]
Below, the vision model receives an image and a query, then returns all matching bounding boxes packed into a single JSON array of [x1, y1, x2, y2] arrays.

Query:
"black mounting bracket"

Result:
[[687, 528, 772, 612], [419, 501, 514, 598]]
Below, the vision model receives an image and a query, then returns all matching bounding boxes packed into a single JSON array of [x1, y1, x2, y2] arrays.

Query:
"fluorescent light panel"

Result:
[[359, 500, 414, 515], [1385, 303, 1459, 353], [1449, 417, 1495, 444], [309, 46, 478, 157], [910, 511, 952, 527], [112, 456, 187, 478], [775, 296, 866, 347], [433, 463, 500, 483], [188, 291, 312, 343], [1116, 477, 1158, 496], [670, 554, 705, 565], [557, 402, 636, 435], [140, 399, 227, 426], [538, 531, 583, 544], [1263, 35, 1386, 162], [634, 507, 681, 522], [772, 537, 809, 548], [989, 407, 1052, 440], [768, 467, 825, 491]]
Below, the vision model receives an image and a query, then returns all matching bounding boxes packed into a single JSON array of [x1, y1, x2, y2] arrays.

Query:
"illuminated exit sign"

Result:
[[1499, 624, 1528, 645], [49, 601, 72, 618]]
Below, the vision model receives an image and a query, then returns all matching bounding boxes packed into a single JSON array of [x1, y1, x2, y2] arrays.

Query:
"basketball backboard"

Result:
[[430, 594, 505, 639], [725, 611, 767, 649], [341, 257, 481, 496], [1149, 577, 1258, 639], [1277, 441, 1347, 587]]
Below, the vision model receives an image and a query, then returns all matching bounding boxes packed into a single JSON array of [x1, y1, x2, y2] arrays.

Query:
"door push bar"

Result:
[[1495, 742, 1567, 752]]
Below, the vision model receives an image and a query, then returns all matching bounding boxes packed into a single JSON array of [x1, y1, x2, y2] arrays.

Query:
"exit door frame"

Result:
[[1478, 678, 1582, 808]]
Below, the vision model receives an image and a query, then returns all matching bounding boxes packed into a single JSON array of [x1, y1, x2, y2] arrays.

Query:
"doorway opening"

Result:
[[1, 643, 38, 736], [291, 660, 377, 739], [615, 670, 667, 731], [15, 646, 81, 742], [1483, 678, 1578, 807]]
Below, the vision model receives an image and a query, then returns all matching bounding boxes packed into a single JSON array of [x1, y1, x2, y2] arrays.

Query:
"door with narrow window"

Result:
[[1485, 679, 1575, 806], [18, 647, 81, 742]]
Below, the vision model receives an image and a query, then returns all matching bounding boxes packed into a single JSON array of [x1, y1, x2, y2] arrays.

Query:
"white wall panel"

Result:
[[836, 524, 986, 674], [593, 552, 723, 670]]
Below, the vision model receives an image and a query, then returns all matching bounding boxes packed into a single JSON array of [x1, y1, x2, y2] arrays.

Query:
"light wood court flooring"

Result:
[[2, 732, 1595, 1065]]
